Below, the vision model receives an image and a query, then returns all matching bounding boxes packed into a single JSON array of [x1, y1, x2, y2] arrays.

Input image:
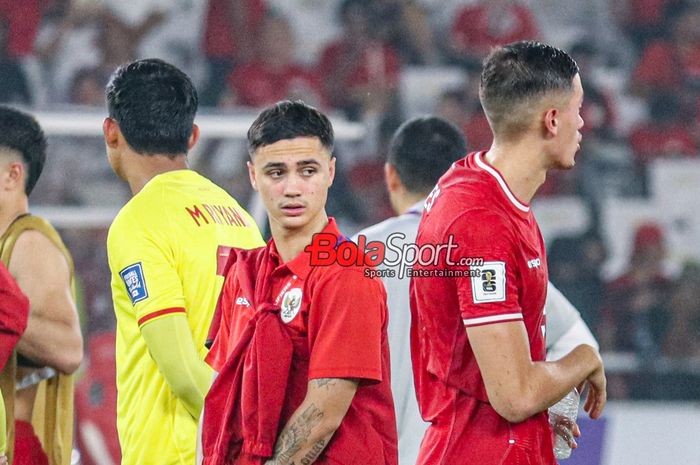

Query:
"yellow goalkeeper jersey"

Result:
[[107, 170, 263, 465]]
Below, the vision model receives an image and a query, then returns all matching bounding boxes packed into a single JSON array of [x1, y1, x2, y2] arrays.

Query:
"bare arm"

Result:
[[468, 321, 606, 423], [9, 231, 83, 374], [265, 378, 358, 465]]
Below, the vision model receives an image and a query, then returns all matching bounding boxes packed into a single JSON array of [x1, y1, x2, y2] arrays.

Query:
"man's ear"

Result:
[[0, 159, 24, 192], [188, 124, 200, 151], [103, 117, 120, 149], [328, 156, 336, 186], [543, 107, 559, 138], [384, 163, 402, 194], [247, 161, 258, 191]]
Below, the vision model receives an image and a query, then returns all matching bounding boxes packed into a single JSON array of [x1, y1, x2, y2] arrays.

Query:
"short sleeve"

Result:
[[307, 268, 385, 382], [107, 207, 186, 328], [447, 212, 524, 327]]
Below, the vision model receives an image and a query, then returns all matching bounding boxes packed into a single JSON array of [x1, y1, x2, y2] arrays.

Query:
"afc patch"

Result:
[[119, 263, 149, 306], [470, 261, 506, 303]]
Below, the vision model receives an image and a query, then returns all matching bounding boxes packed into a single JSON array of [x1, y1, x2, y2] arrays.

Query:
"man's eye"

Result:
[[301, 168, 316, 176], [268, 170, 283, 178]]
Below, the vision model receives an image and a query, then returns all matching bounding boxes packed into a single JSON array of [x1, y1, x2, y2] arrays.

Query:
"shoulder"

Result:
[[11, 229, 69, 276]]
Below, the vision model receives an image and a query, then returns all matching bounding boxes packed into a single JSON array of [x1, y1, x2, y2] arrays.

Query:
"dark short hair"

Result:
[[0, 106, 46, 195], [387, 116, 466, 194], [247, 100, 334, 156], [480, 41, 579, 139], [106, 58, 198, 157]]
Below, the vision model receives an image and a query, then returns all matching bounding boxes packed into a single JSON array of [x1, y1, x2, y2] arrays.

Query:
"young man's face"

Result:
[[551, 73, 584, 169], [248, 136, 335, 234]]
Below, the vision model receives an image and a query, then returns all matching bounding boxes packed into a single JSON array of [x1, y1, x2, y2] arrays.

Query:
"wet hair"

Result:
[[0, 106, 47, 195], [106, 58, 198, 157], [387, 116, 466, 194], [247, 100, 334, 156], [479, 41, 579, 139]]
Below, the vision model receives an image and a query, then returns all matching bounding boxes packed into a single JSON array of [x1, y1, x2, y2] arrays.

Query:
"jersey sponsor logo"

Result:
[[119, 262, 149, 305], [280, 288, 303, 324], [470, 261, 506, 303], [527, 257, 541, 269], [235, 296, 251, 307]]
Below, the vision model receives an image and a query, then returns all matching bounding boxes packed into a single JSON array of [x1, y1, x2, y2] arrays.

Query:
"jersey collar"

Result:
[[268, 217, 346, 280], [474, 151, 530, 214]]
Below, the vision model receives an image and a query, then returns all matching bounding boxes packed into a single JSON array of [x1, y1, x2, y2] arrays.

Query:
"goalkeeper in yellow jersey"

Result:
[[104, 59, 264, 465]]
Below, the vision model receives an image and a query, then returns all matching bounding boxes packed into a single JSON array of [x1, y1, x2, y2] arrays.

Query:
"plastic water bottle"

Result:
[[548, 388, 580, 459]]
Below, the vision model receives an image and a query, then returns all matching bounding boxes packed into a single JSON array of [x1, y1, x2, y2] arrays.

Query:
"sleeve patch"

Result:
[[119, 262, 149, 305], [470, 261, 506, 303]]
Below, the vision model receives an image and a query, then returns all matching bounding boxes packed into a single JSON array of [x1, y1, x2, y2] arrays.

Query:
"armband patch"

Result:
[[470, 261, 506, 303], [120, 262, 149, 305]]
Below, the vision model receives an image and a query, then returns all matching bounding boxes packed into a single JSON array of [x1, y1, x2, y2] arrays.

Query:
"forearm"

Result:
[[266, 378, 358, 465], [265, 402, 334, 465], [516, 344, 601, 419]]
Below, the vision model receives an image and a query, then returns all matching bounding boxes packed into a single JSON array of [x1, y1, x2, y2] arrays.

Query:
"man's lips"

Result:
[[281, 204, 305, 216]]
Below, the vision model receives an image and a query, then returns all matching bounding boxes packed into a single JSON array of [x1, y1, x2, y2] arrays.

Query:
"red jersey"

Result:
[[409, 152, 555, 465], [207, 218, 398, 465]]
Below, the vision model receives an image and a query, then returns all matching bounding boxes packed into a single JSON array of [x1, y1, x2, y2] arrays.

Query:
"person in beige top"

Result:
[[0, 106, 83, 465]]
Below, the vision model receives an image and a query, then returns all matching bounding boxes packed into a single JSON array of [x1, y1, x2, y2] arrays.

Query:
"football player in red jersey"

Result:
[[410, 41, 607, 465]]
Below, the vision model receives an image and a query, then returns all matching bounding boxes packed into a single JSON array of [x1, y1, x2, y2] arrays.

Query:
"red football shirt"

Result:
[[409, 152, 555, 465], [207, 218, 398, 465]]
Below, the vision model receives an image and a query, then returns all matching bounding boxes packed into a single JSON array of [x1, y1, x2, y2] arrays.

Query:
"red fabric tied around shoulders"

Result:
[[202, 249, 293, 465]]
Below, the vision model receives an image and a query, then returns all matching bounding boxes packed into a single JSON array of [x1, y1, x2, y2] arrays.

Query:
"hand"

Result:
[[582, 362, 607, 419], [551, 414, 581, 449]]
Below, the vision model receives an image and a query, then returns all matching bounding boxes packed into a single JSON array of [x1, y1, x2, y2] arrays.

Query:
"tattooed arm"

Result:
[[265, 378, 359, 465]]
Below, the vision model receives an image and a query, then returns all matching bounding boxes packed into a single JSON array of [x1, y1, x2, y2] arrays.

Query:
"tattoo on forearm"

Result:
[[312, 378, 337, 390], [300, 439, 326, 465], [269, 404, 324, 464]]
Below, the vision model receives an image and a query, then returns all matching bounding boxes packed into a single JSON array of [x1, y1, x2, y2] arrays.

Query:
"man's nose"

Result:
[[283, 173, 303, 196]]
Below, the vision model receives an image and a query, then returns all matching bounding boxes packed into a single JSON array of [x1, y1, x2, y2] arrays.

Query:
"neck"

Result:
[[395, 191, 427, 215], [123, 152, 189, 195], [271, 211, 329, 263], [0, 195, 29, 237], [484, 137, 547, 204]]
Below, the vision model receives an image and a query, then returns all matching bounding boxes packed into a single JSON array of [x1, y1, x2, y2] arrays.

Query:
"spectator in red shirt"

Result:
[[628, 92, 698, 163], [226, 14, 324, 109], [631, 4, 700, 96], [318, 0, 402, 120], [619, 0, 683, 48], [201, 0, 267, 106], [448, 0, 540, 69], [0, 0, 52, 58]]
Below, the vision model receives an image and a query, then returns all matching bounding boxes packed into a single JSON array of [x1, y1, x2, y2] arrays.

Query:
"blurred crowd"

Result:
[[2, 0, 699, 403]]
